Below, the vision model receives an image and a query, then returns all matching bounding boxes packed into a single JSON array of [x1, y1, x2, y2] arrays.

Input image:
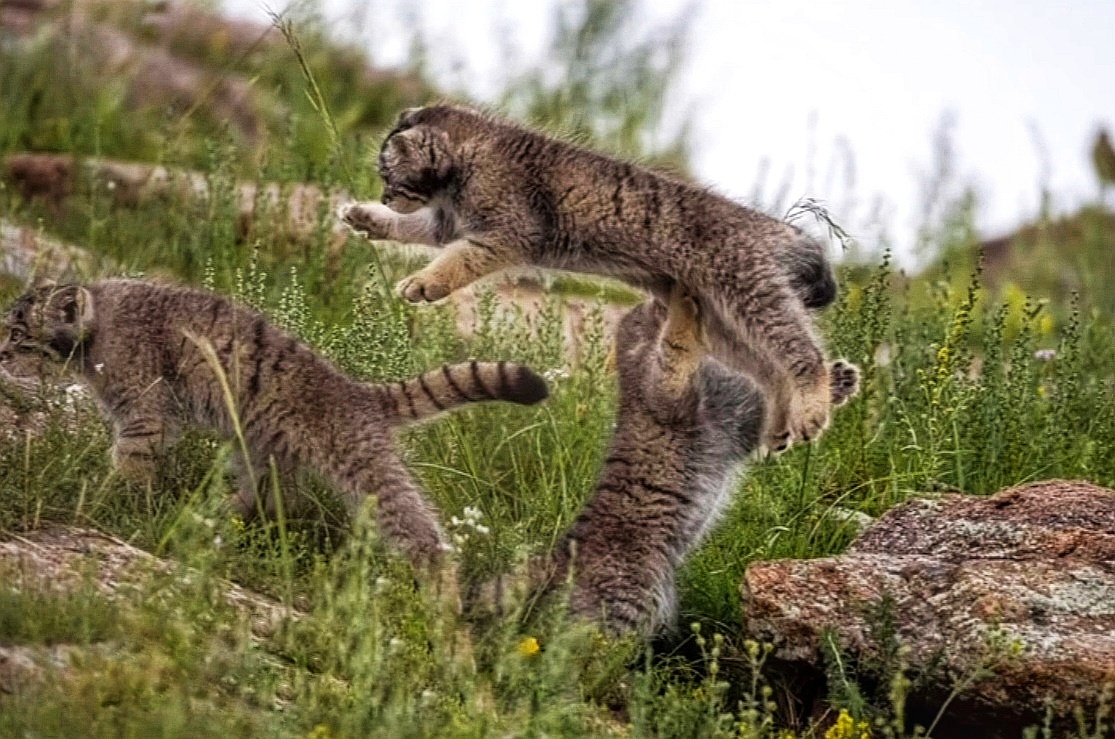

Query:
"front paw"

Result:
[[338, 201, 394, 240], [111, 444, 158, 482], [396, 272, 452, 303]]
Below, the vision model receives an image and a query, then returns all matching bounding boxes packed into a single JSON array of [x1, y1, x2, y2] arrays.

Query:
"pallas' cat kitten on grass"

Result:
[[0, 279, 548, 576], [492, 286, 858, 635], [340, 103, 839, 453]]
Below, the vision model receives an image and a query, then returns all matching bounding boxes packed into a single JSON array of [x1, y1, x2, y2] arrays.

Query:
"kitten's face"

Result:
[[0, 285, 94, 370], [377, 107, 458, 213]]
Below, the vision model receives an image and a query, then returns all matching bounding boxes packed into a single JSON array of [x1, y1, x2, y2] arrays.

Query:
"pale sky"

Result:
[[228, 0, 1115, 264]]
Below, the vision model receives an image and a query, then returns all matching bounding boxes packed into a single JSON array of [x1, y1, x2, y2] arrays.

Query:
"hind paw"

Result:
[[829, 360, 861, 406], [763, 374, 833, 452]]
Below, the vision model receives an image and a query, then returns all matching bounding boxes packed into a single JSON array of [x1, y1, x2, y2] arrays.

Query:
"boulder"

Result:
[[3, 154, 351, 254], [741, 480, 1115, 736], [0, 526, 297, 693], [0, 217, 95, 282]]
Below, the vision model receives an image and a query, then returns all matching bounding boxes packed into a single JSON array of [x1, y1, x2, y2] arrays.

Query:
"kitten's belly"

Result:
[[540, 247, 666, 293]]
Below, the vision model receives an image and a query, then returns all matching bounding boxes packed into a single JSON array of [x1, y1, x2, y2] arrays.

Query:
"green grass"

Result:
[[2, 5, 1115, 737]]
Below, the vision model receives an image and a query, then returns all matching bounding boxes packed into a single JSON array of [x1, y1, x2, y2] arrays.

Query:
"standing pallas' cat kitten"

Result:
[[0, 279, 548, 574], [514, 287, 858, 635], [339, 103, 839, 453]]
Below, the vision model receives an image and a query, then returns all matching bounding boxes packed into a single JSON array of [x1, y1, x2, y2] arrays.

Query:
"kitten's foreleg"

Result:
[[110, 414, 169, 481], [655, 285, 704, 399], [396, 239, 520, 303], [339, 201, 443, 245]]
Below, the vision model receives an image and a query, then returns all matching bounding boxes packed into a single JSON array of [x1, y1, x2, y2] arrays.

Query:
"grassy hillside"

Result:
[[1, 3, 1114, 737]]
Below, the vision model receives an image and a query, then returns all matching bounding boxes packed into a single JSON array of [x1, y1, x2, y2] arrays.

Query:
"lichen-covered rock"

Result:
[[0, 526, 294, 637], [0, 218, 95, 282], [741, 480, 1115, 735], [0, 526, 298, 693]]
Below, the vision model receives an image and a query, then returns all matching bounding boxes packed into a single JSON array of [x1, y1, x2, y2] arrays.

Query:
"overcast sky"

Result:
[[228, 0, 1114, 263]]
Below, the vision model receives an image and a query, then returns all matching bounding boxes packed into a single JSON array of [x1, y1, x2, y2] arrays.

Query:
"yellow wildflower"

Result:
[[517, 636, 541, 657], [824, 709, 872, 739]]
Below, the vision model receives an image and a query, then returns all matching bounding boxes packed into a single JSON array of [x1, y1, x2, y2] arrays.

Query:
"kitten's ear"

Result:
[[54, 285, 95, 329], [397, 106, 423, 124]]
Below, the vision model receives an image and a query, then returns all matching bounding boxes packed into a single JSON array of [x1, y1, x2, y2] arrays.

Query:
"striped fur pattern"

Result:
[[517, 286, 858, 635], [339, 103, 839, 453], [0, 279, 548, 573]]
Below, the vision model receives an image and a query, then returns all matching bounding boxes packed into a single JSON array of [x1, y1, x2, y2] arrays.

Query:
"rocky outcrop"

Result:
[[0, 526, 290, 627], [3, 153, 351, 253], [742, 480, 1115, 737], [0, 217, 95, 282], [0, 526, 295, 693]]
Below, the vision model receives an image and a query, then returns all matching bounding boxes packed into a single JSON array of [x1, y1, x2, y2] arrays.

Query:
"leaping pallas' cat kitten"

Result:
[[0, 279, 549, 576], [488, 286, 858, 635], [340, 103, 839, 453]]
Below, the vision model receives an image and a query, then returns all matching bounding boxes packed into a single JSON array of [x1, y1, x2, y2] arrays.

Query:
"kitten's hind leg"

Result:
[[396, 239, 520, 303], [109, 389, 176, 482], [228, 451, 295, 521], [829, 360, 860, 406], [702, 296, 829, 454], [342, 451, 452, 572], [786, 232, 837, 310]]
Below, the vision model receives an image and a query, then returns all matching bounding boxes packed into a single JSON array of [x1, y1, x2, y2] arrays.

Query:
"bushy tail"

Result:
[[787, 233, 838, 310], [378, 360, 549, 425]]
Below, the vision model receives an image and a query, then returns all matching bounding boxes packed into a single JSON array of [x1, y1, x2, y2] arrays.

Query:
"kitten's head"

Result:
[[0, 284, 95, 369], [377, 104, 483, 212]]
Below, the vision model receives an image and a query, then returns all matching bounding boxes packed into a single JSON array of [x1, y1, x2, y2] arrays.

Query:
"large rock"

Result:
[[0, 526, 296, 693], [741, 480, 1115, 736], [0, 217, 95, 282], [3, 154, 351, 257]]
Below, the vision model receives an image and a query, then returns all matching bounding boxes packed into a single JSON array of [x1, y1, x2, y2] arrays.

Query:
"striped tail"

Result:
[[379, 360, 549, 425]]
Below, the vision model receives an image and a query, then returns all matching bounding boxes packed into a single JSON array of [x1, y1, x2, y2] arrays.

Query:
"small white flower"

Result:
[[1034, 348, 1056, 361], [213, 535, 223, 549], [543, 367, 571, 382], [94, 362, 105, 374], [473, 524, 490, 536], [105, 180, 117, 191]]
